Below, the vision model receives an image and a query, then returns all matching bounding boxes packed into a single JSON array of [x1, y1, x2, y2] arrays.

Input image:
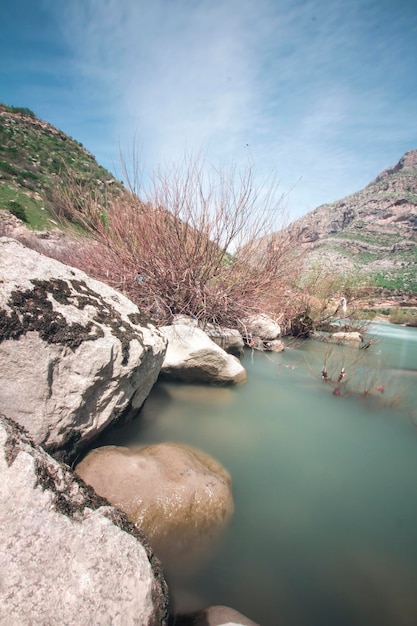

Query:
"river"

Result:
[[95, 323, 417, 626]]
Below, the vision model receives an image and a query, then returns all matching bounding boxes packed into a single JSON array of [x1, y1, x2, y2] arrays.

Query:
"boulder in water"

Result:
[[75, 442, 234, 567]]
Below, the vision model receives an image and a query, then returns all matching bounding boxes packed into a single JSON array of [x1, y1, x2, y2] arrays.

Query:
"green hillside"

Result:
[[0, 103, 121, 230]]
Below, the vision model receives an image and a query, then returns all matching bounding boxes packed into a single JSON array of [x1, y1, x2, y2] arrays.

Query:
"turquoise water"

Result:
[[96, 323, 417, 626]]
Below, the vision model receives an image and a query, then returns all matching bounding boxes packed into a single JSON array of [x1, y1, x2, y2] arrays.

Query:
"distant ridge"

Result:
[[287, 150, 417, 294]]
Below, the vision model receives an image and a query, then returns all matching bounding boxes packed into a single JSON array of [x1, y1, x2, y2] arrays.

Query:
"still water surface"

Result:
[[97, 323, 417, 626]]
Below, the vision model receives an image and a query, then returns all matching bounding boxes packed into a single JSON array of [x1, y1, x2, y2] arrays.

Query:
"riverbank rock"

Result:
[[203, 323, 245, 357], [0, 237, 167, 462], [159, 324, 246, 384], [174, 605, 260, 626], [75, 443, 234, 568], [0, 413, 168, 625], [326, 331, 363, 345], [243, 313, 281, 341], [242, 313, 283, 350]]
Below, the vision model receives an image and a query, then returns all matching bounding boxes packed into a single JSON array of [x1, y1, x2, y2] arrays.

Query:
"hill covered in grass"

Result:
[[0, 103, 122, 230]]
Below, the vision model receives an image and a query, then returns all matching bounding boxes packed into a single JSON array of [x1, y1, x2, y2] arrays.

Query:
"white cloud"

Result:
[[45, 0, 417, 221]]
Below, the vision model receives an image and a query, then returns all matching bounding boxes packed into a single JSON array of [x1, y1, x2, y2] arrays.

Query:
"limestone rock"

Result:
[[0, 237, 167, 461], [159, 324, 246, 384], [328, 331, 363, 345], [174, 605, 260, 626], [0, 413, 168, 626], [75, 443, 234, 568], [263, 338, 285, 352], [243, 314, 281, 341], [203, 323, 245, 358]]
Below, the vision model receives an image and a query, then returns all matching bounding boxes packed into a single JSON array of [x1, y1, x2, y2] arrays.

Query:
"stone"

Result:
[[75, 443, 234, 568], [172, 314, 199, 327], [203, 323, 245, 358], [263, 338, 285, 352], [159, 324, 246, 384], [328, 331, 363, 345], [0, 413, 168, 626], [174, 605, 260, 626], [242, 314, 281, 341], [0, 237, 167, 462]]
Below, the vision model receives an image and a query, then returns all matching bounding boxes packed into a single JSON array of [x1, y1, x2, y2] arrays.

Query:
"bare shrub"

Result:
[[50, 153, 303, 330]]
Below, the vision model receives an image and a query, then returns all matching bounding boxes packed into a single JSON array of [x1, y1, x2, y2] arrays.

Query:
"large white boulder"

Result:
[[0, 414, 168, 625], [159, 324, 246, 384], [76, 443, 234, 568], [0, 237, 167, 461]]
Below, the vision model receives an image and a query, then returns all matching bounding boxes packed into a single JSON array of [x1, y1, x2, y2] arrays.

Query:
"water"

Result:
[[95, 323, 417, 626]]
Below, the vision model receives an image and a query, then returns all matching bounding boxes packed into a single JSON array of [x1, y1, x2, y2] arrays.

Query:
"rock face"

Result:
[[287, 150, 417, 293], [159, 324, 246, 384], [75, 443, 234, 568], [0, 237, 167, 461], [0, 413, 168, 625]]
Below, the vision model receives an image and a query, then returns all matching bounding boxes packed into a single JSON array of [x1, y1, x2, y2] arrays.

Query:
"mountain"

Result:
[[288, 150, 417, 295], [0, 103, 122, 230]]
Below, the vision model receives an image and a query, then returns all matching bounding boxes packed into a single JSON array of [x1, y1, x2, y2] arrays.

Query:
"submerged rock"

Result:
[[0, 413, 168, 625], [159, 324, 246, 384], [0, 237, 167, 462], [174, 605, 260, 626], [75, 443, 234, 567]]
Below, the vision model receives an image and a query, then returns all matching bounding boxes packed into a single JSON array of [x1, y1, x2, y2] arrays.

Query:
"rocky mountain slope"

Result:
[[288, 150, 417, 294]]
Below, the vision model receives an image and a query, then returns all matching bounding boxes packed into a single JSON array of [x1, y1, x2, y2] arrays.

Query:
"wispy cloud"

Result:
[[42, 0, 417, 219]]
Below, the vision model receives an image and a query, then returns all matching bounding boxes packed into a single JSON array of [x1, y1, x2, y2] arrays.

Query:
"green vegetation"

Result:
[[0, 102, 120, 231], [1, 104, 35, 117], [389, 307, 417, 326]]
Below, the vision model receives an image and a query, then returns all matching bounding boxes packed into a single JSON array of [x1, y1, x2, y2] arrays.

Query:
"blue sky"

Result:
[[1, 0, 416, 222]]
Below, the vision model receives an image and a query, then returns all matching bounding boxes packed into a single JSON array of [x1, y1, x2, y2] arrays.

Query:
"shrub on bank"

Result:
[[389, 307, 417, 326], [51, 154, 303, 333]]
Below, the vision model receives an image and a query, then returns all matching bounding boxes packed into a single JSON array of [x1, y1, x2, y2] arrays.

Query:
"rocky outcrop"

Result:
[[159, 324, 246, 384], [174, 605, 259, 626], [286, 150, 417, 295], [0, 413, 168, 625], [0, 237, 167, 462], [75, 443, 234, 568]]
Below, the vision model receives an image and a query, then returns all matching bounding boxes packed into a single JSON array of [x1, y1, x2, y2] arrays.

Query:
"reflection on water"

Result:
[[96, 323, 417, 626]]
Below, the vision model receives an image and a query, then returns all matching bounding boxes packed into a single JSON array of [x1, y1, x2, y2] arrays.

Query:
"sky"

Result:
[[1, 0, 417, 223]]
